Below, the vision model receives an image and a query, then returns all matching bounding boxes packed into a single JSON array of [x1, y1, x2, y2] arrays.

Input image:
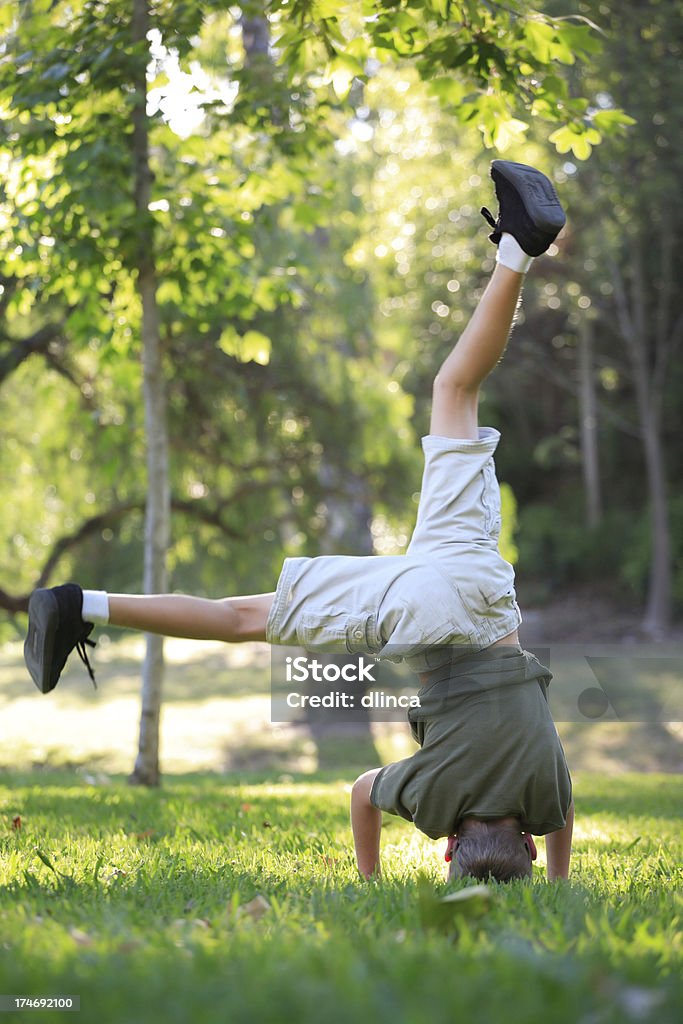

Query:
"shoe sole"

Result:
[[24, 589, 59, 693], [492, 160, 566, 234]]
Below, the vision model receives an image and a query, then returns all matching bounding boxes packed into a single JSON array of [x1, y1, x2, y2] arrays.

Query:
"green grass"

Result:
[[0, 771, 681, 1024]]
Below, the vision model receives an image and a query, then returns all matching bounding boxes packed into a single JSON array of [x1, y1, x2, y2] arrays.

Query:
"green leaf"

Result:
[[592, 109, 637, 132], [218, 327, 271, 365], [240, 330, 271, 365], [549, 125, 595, 160], [548, 125, 576, 154], [325, 60, 358, 100], [428, 77, 467, 106], [157, 280, 183, 305], [523, 21, 555, 63], [429, 0, 451, 20], [535, 73, 569, 102], [553, 22, 602, 57], [492, 117, 529, 152], [315, 0, 342, 18], [418, 876, 495, 932], [570, 135, 594, 160]]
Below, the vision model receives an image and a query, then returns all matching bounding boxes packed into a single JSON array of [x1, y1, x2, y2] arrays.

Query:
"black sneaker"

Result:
[[24, 584, 97, 693], [481, 160, 566, 257]]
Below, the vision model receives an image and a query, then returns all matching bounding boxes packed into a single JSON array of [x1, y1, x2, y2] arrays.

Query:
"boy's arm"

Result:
[[351, 768, 384, 879], [545, 800, 574, 880]]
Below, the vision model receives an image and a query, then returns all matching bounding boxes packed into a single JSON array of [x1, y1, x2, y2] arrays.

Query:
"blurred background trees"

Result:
[[1, 0, 680, 774]]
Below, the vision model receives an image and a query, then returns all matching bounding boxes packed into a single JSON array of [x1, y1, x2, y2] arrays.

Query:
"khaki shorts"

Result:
[[266, 429, 522, 671]]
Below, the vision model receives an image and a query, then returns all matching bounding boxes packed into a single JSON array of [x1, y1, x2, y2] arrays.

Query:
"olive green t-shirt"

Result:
[[370, 647, 572, 838]]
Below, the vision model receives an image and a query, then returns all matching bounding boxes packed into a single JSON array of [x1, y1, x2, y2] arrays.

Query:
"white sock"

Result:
[[81, 589, 110, 625], [496, 232, 533, 274]]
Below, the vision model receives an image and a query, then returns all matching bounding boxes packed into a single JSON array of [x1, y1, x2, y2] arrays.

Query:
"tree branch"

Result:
[[0, 324, 65, 385], [0, 480, 293, 615]]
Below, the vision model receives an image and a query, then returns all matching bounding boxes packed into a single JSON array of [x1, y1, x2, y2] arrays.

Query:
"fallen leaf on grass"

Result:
[[418, 879, 495, 932], [68, 927, 93, 947], [235, 895, 271, 922], [440, 885, 494, 909]]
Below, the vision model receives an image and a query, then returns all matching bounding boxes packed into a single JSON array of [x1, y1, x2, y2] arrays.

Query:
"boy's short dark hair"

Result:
[[449, 829, 532, 882]]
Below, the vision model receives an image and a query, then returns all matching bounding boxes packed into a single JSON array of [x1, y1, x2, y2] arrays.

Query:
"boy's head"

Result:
[[446, 817, 536, 882]]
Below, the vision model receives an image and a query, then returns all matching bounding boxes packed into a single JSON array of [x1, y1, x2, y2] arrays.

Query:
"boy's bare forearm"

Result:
[[351, 768, 383, 879], [545, 800, 574, 880]]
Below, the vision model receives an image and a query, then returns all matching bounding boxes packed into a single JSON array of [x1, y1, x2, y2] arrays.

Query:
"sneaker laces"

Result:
[[480, 206, 498, 230], [76, 637, 97, 689]]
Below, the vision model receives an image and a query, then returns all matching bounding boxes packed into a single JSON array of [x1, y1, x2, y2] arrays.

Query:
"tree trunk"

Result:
[[639, 403, 671, 638], [240, 11, 269, 61], [129, 0, 170, 786], [610, 252, 672, 638], [577, 317, 602, 528]]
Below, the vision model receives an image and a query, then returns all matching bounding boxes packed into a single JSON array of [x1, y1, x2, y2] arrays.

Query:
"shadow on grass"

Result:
[[221, 726, 380, 777]]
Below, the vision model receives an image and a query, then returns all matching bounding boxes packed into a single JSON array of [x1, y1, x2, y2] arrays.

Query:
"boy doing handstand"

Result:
[[24, 160, 574, 883]]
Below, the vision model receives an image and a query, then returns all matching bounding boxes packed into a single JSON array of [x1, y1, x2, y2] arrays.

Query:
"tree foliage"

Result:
[[273, 0, 633, 155], [3, 0, 679, 654]]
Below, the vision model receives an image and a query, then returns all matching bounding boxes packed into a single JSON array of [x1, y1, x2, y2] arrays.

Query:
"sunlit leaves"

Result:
[[523, 19, 558, 63], [552, 19, 603, 59], [549, 124, 602, 160], [592, 109, 637, 132], [267, 0, 633, 158], [218, 327, 272, 366], [322, 54, 366, 100]]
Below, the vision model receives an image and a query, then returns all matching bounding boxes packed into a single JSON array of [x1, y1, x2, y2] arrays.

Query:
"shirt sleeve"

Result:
[[369, 760, 416, 824]]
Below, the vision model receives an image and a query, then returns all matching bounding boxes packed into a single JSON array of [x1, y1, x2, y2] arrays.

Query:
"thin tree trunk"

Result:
[[610, 253, 672, 638], [240, 11, 269, 60], [129, 0, 170, 786], [577, 317, 601, 528], [640, 403, 671, 638]]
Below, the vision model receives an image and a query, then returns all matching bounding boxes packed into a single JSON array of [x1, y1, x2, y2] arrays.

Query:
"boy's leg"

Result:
[[106, 591, 274, 642], [430, 159, 566, 440], [430, 264, 524, 440], [25, 583, 274, 694]]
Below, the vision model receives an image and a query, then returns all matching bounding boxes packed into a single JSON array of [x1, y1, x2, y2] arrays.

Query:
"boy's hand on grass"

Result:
[[545, 801, 574, 881], [351, 768, 383, 879]]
